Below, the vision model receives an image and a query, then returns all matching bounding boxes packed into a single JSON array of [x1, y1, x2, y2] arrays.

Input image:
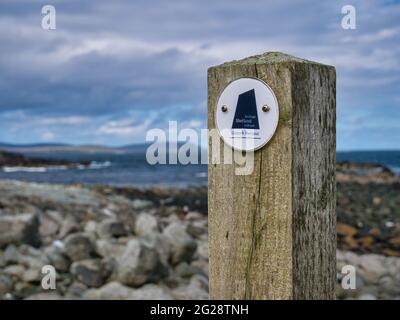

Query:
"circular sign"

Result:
[[215, 77, 279, 152]]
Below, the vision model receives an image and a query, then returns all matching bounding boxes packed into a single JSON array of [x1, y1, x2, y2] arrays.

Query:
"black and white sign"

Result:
[[215, 78, 279, 151]]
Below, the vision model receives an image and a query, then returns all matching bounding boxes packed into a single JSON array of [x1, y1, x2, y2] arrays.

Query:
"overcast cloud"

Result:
[[0, 0, 399, 149]]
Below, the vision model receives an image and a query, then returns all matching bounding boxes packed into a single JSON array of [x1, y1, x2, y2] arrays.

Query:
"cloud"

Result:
[[96, 118, 153, 138], [40, 131, 55, 141], [0, 0, 399, 149]]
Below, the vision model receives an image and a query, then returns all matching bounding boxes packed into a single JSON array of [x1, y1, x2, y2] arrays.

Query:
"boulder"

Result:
[[96, 219, 127, 238], [17, 245, 49, 269], [84, 282, 173, 300], [65, 281, 88, 299], [25, 292, 63, 300], [0, 274, 13, 298], [163, 222, 197, 265], [39, 216, 60, 238], [0, 251, 4, 268], [58, 218, 80, 239], [22, 269, 41, 283], [115, 239, 168, 287], [141, 234, 171, 266], [3, 265, 25, 279], [70, 259, 108, 288], [174, 262, 203, 278], [84, 221, 98, 234], [134, 213, 159, 236], [3, 245, 20, 265], [0, 213, 40, 248], [63, 233, 95, 261], [45, 245, 71, 272], [186, 222, 207, 238], [95, 239, 125, 258], [131, 199, 153, 210], [170, 275, 209, 300]]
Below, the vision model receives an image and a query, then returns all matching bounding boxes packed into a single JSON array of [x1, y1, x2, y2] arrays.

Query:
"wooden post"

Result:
[[208, 52, 336, 299]]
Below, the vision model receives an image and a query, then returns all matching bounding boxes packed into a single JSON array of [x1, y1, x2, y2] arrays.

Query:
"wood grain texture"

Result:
[[208, 52, 336, 300]]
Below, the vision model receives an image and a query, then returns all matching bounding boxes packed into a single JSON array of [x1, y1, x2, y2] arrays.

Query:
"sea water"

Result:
[[0, 150, 398, 187]]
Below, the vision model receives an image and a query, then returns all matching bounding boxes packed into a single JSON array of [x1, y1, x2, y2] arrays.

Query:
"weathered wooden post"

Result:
[[208, 52, 336, 299]]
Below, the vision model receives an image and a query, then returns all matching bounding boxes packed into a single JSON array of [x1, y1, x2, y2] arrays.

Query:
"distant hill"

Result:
[[0, 150, 89, 168], [0, 142, 121, 154], [0, 143, 69, 148], [0, 142, 207, 155]]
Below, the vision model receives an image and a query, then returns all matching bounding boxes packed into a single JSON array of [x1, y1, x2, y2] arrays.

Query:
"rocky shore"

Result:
[[0, 161, 399, 300], [0, 180, 208, 300]]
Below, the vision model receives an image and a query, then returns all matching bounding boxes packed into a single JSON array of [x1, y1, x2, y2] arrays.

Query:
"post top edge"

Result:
[[209, 51, 335, 70]]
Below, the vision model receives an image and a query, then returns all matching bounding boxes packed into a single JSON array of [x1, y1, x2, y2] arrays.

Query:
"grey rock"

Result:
[[25, 292, 63, 300], [22, 269, 41, 283], [97, 219, 127, 238], [196, 240, 209, 261], [355, 274, 366, 289], [13, 281, 38, 297], [358, 293, 376, 300], [190, 259, 209, 277], [84, 221, 98, 233], [134, 213, 159, 236], [185, 211, 204, 221], [63, 233, 95, 261], [378, 275, 399, 294], [163, 222, 197, 265], [95, 239, 125, 258], [59, 218, 80, 239], [131, 199, 153, 210], [84, 282, 173, 300], [0, 213, 40, 248], [3, 245, 20, 264], [45, 245, 71, 272], [0, 252, 4, 268], [17, 246, 49, 269], [186, 222, 207, 238], [3, 265, 25, 278], [45, 210, 64, 225], [141, 233, 171, 266], [170, 275, 209, 300], [359, 254, 388, 277], [115, 239, 168, 287], [191, 274, 209, 292], [70, 259, 107, 288], [175, 262, 202, 278], [65, 281, 88, 299], [39, 216, 59, 238], [0, 274, 13, 297], [84, 282, 132, 300]]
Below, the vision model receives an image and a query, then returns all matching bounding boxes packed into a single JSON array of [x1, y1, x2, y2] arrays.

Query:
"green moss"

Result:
[[279, 110, 292, 126]]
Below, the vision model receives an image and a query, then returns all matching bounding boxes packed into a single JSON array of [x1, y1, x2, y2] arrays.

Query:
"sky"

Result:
[[0, 0, 399, 150]]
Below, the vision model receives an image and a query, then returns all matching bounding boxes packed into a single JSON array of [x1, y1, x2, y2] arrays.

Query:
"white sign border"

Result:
[[214, 77, 280, 152]]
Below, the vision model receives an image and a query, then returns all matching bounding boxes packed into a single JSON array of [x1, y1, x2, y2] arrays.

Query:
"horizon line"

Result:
[[0, 141, 399, 153]]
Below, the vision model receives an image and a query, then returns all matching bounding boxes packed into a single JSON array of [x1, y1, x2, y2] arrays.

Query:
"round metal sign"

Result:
[[215, 77, 279, 152]]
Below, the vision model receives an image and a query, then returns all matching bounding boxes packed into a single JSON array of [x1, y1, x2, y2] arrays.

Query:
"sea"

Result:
[[0, 150, 399, 188]]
